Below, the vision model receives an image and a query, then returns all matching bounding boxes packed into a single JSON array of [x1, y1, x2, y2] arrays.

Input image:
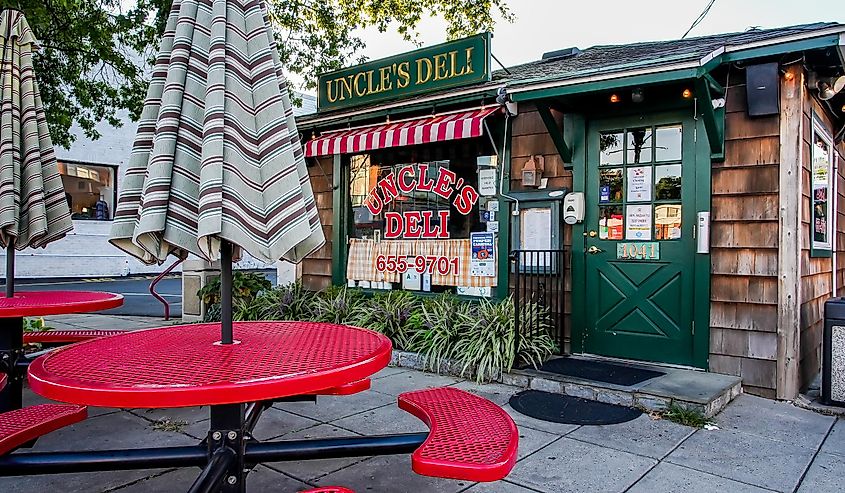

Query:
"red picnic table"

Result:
[[0, 291, 124, 412], [2, 321, 518, 492]]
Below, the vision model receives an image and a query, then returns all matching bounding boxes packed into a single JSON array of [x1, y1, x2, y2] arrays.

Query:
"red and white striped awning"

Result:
[[304, 106, 500, 157]]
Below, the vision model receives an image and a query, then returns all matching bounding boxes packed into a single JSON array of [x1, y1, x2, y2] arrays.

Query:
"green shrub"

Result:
[[197, 271, 272, 306], [407, 294, 472, 372], [255, 281, 314, 321], [452, 297, 556, 382], [311, 286, 366, 324], [203, 303, 222, 323], [356, 290, 420, 350], [516, 302, 558, 368], [453, 297, 516, 382], [23, 317, 50, 332]]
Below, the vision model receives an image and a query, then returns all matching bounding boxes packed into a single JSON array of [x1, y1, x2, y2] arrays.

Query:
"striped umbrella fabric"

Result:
[[305, 107, 499, 157], [109, 0, 323, 265], [0, 9, 72, 250]]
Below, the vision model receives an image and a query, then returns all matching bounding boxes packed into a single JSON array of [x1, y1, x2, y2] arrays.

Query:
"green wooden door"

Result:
[[583, 115, 697, 366]]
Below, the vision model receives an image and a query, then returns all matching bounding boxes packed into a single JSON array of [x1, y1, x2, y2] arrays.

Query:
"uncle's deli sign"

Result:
[[317, 33, 491, 111], [364, 165, 479, 239]]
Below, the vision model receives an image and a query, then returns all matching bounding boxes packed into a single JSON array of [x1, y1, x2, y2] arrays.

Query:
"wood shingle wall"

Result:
[[509, 104, 573, 352], [709, 70, 781, 398], [799, 96, 845, 391], [301, 157, 335, 291]]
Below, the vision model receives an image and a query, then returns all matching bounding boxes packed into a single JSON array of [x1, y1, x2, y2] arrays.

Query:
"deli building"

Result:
[[296, 24, 845, 400]]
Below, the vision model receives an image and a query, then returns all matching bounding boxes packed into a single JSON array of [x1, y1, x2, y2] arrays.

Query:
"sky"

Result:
[[291, 0, 844, 93]]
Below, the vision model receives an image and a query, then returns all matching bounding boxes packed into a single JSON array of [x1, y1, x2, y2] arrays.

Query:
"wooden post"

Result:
[[776, 63, 803, 400]]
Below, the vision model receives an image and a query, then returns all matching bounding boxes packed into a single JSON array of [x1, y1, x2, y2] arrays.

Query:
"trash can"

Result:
[[823, 298, 845, 406]]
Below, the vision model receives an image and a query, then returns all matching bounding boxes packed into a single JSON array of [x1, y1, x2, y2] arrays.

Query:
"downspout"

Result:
[[834, 154, 839, 298]]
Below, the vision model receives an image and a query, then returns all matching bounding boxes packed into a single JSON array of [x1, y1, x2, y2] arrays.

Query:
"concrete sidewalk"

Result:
[[5, 314, 844, 492]]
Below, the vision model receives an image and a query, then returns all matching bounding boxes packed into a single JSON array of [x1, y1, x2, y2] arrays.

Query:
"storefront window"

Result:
[[57, 162, 116, 221], [346, 149, 498, 297], [811, 117, 834, 252]]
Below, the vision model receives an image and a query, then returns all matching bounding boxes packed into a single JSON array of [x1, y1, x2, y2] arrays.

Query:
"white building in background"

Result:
[[1, 94, 317, 279]]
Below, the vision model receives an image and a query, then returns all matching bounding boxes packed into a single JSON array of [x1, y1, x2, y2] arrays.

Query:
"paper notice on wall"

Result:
[[486, 220, 499, 233], [625, 204, 652, 240], [627, 166, 652, 202], [521, 208, 552, 250], [470, 232, 496, 277], [478, 169, 497, 196]]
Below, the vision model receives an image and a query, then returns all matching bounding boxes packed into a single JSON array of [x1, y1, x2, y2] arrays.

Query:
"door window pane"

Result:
[[655, 125, 682, 161], [599, 168, 623, 203], [654, 164, 682, 200], [600, 132, 624, 165], [655, 204, 682, 240], [599, 205, 624, 240], [626, 127, 652, 164]]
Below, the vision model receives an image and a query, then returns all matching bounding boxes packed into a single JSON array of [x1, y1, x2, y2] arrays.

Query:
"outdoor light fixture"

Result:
[[682, 88, 693, 99], [609, 93, 620, 103], [783, 71, 795, 81], [631, 87, 645, 103], [808, 73, 845, 100], [521, 155, 543, 188]]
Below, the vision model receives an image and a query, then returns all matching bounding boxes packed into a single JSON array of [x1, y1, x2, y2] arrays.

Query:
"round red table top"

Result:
[[0, 291, 124, 317], [28, 321, 392, 408]]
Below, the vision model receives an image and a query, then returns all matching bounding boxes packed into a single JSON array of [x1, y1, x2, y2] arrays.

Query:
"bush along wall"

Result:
[[202, 279, 558, 383]]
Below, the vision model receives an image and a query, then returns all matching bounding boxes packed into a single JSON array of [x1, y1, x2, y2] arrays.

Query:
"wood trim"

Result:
[[776, 63, 803, 400]]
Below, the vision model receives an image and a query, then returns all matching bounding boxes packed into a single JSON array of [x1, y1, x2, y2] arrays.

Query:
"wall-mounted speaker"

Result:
[[746, 62, 780, 117]]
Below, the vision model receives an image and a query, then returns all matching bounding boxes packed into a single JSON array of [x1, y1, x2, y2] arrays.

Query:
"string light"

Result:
[[609, 94, 620, 103], [682, 88, 693, 99]]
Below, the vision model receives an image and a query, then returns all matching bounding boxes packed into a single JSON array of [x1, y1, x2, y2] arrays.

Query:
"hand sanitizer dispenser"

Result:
[[563, 192, 584, 225]]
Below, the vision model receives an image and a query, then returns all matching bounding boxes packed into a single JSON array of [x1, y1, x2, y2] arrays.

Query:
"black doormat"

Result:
[[538, 357, 664, 386], [509, 390, 642, 425]]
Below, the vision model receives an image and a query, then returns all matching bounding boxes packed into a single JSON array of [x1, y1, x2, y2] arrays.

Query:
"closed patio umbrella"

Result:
[[0, 9, 73, 297], [109, 0, 324, 341]]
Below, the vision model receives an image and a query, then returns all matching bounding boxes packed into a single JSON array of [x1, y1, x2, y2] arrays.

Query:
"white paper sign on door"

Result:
[[627, 166, 652, 202], [625, 204, 652, 240]]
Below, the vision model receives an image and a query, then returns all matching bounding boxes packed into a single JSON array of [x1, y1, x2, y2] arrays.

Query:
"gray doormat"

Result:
[[539, 357, 664, 386], [509, 390, 642, 425]]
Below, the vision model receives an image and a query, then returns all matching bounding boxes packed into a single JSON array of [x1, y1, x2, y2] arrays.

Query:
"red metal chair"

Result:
[[0, 404, 88, 455], [299, 488, 355, 493], [0, 373, 6, 392], [398, 387, 519, 482]]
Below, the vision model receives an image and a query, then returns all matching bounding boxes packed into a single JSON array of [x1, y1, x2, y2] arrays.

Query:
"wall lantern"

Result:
[[521, 155, 544, 188], [808, 73, 845, 101], [609, 93, 621, 103], [631, 87, 645, 103]]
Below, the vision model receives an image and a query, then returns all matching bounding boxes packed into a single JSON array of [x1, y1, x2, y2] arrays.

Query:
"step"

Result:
[[505, 356, 742, 418]]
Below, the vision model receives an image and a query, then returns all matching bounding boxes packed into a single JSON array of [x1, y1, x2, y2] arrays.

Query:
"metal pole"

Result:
[[220, 241, 233, 344], [187, 447, 236, 493], [0, 445, 207, 475], [5, 243, 13, 297], [0, 317, 22, 412], [243, 433, 428, 463]]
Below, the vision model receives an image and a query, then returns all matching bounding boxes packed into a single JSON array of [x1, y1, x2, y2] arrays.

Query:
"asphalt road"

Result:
[[10, 270, 276, 318]]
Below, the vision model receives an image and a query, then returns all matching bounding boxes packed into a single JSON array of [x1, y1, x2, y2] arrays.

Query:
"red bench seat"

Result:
[[299, 488, 355, 493], [0, 404, 88, 455], [0, 373, 6, 391], [23, 330, 127, 344], [398, 387, 518, 482]]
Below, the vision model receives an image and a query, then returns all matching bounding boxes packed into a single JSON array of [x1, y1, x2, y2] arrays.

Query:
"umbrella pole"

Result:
[[5, 243, 13, 298], [220, 240, 233, 344]]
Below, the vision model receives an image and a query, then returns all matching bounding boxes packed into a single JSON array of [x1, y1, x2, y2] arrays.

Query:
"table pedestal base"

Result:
[[0, 317, 23, 412]]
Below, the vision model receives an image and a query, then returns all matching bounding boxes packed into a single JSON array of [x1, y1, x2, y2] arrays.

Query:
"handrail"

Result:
[[149, 258, 184, 321]]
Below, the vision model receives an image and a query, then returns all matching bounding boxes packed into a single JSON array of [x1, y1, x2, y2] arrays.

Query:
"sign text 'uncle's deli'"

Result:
[[365, 164, 479, 239], [317, 33, 491, 111]]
